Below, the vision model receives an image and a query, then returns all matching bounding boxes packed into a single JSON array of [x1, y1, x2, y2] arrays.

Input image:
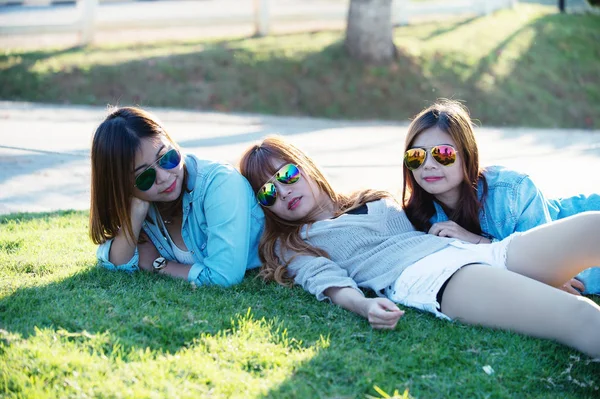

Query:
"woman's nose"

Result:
[[276, 182, 292, 200], [422, 153, 436, 169], [155, 167, 170, 183]]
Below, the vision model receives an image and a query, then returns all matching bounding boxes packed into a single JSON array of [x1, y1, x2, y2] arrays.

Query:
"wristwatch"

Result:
[[152, 257, 168, 273]]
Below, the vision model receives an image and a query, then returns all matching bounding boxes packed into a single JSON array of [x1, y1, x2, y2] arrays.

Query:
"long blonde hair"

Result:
[[239, 136, 391, 286]]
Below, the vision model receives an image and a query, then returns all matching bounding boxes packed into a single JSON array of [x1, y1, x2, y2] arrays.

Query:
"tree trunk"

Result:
[[345, 0, 396, 64]]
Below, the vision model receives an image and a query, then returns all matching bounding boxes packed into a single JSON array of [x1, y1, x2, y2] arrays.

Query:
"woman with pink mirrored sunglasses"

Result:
[[402, 100, 600, 295]]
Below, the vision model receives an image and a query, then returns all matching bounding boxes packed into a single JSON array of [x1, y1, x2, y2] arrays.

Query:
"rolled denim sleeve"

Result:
[[511, 175, 552, 232], [548, 193, 600, 220], [187, 167, 255, 287], [96, 239, 139, 273]]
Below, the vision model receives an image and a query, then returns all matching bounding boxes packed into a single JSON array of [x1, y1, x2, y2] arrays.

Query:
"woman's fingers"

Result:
[[570, 278, 585, 292], [368, 300, 404, 329], [560, 279, 584, 296]]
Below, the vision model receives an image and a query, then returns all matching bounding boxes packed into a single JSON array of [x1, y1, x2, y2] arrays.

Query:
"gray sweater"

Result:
[[282, 198, 454, 301]]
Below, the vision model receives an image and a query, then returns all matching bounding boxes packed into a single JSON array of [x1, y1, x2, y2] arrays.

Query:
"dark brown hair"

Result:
[[89, 107, 186, 245], [402, 100, 487, 234], [239, 136, 391, 286]]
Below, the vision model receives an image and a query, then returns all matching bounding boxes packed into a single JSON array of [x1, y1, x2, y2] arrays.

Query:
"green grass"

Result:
[[1, 211, 600, 398], [1, 3, 599, 128]]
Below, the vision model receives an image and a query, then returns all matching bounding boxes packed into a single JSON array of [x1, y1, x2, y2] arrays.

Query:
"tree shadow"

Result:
[[2, 11, 597, 129], [3, 263, 599, 398], [0, 148, 87, 184], [419, 16, 479, 41], [1, 209, 599, 397], [0, 264, 321, 355]]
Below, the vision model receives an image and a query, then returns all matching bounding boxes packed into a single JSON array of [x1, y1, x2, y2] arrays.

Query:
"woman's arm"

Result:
[[97, 198, 150, 272], [325, 287, 404, 330], [428, 220, 491, 244], [136, 237, 192, 279], [108, 197, 150, 265], [286, 253, 404, 328], [510, 175, 553, 232], [428, 173, 552, 243], [187, 166, 259, 287]]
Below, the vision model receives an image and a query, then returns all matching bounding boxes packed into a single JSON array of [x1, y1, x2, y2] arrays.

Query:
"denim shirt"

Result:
[[429, 165, 600, 293], [96, 154, 265, 287]]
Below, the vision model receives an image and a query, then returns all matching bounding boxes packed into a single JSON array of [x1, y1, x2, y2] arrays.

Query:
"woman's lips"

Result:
[[423, 176, 443, 183], [288, 196, 301, 210], [162, 180, 177, 193]]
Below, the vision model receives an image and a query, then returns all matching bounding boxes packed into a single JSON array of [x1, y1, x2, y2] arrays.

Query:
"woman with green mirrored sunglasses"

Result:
[[90, 106, 265, 288]]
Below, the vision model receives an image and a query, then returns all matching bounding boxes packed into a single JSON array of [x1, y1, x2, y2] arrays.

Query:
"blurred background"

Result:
[[1, 0, 599, 128]]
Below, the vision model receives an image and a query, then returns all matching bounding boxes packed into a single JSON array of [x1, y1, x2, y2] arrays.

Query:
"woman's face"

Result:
[[260, 158, 332, 222], [409, 126, 464, 208], [132, 137, 184, 203]]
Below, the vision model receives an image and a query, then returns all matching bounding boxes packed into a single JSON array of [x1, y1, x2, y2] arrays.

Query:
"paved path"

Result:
[[0, 101, 599, 215]]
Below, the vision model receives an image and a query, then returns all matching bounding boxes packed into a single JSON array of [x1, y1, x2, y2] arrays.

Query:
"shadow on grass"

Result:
[[417, 16, 480, 40], [1, 11, 598, 129], [1, 211, 599, 397], [3, 262, 599, 398]]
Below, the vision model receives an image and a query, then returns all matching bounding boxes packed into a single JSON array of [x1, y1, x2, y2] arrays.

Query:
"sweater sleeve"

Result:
[[286, 254, 363, 302]]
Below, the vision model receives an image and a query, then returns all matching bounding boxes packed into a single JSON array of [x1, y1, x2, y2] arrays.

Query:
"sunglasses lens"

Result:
[[404, 148, 426, 170], [257, 183, 277, 207], [275, 164, 300, 184], [432, 145, 456, 166], [135, 168, 156, 191], [159, 149, 181, 170]]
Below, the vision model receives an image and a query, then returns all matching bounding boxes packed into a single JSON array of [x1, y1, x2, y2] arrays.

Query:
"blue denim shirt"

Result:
[[430, 165, 600, 294], [96, 154, 265, 287]]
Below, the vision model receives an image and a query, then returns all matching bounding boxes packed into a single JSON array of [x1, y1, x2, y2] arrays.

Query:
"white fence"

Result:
[[0, 0, 519, 46]]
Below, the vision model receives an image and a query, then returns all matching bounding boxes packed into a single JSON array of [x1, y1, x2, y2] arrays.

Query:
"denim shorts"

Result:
[[384, 235, 519, 321]]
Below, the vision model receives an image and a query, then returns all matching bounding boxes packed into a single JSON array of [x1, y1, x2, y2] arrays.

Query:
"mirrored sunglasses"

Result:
[[256, 163, 300, 207], [404, 144, 457, 171], [134, 148, 182, 191]]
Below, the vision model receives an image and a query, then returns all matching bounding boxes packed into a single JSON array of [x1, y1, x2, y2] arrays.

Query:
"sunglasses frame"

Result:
[[256, 163, 301, 207], [134, 147, 182, 191], [404, 144, 458, 171]]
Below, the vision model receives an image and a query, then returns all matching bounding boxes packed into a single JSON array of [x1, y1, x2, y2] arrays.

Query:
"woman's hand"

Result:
[[325, 287, 404, 330], [429, 221, 489, 244], [365, 298, 405, 330], [130, 197, 150, 226], [560, 278, 585, 296], [108, 197, 150, 266]]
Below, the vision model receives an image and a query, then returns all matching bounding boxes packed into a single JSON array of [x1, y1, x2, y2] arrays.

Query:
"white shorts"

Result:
[[384, 235, 519, 321]]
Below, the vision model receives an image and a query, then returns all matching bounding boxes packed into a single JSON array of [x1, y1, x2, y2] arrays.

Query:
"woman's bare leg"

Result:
[[441, 264, 600, 357], [506, 211, 600, 286]]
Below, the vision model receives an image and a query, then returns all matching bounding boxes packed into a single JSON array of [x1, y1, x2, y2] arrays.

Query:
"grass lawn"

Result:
[[1, 3, 599, 129], [1, 211, 600, 398]]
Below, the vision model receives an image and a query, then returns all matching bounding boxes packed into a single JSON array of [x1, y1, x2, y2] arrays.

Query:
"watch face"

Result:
[[153, 257, 167, 269]]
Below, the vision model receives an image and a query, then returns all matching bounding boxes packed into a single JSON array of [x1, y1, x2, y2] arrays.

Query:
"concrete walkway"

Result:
[[0, 101, 599, 215]]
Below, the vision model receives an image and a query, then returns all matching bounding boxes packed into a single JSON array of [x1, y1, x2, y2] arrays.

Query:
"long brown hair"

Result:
[[402, 100, 487, 234], [239, 136, 391, 286], [89, 107, 187, 245]]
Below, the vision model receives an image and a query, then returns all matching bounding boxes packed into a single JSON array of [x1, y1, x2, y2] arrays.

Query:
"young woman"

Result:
[[239, 135, 600, 358], [89, 107, 264, 287], [401, 100, 600, 295]]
